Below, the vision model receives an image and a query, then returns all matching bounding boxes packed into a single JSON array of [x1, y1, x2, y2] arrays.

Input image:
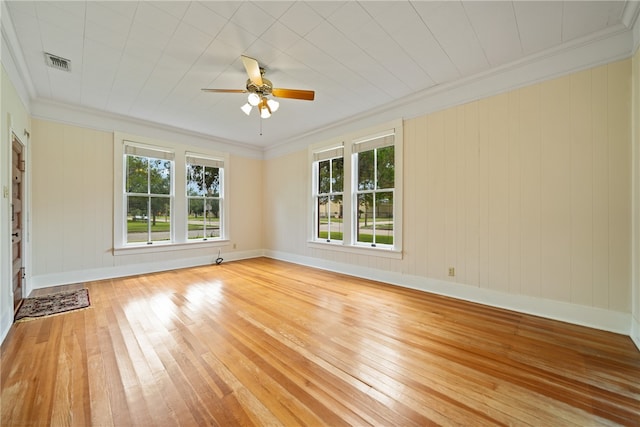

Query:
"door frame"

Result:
[[9, 129, 30, 311]]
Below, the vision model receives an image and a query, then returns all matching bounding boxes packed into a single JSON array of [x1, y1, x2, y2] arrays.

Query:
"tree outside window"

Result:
[[186, 157, 223, 240], [355, 144, 394, 246], [125, 154, 172, 244], [316, 156, 344, 241]]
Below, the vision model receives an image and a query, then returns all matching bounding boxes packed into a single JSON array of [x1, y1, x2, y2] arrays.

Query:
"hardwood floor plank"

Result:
[[2, 258, 639, 426]]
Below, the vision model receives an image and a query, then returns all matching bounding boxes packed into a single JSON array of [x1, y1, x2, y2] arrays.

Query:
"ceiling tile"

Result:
[[254, 1, 294, 20], [305, 1, 346, 19], [230, 2, 276, 37], [463, 1, 522, 66], [182, 2, 228, 37], [152, 1, 190, 19], [215, 21, 259, 52], [133, 2, 181, 36], [85, 22, 129, 53], [514, 1, 562, 55], [199, 1, 242, 20], [562, 1, 625, 41], [327, 2, 370, 38], [259, 22, 301, 52], [413, 1, 490, 76], [278, 2, 324, 37], [95, 1, 139, 20], [163, 22, 213, 64], [86, 2, 134, 35]]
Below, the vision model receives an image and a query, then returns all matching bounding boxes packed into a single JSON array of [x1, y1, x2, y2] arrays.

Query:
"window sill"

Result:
[[307, 241, 403, 259], [114, 239, 230, 256]]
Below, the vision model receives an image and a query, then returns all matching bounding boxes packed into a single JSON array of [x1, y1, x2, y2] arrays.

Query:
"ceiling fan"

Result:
[[202, 55, 315, 119]]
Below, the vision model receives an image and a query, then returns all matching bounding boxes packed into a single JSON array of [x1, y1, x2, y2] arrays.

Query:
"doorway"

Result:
[[11, 134, 25, 314]]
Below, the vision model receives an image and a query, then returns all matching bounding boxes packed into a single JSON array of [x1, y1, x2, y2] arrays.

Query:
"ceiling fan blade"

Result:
[[241, 55, 263, 86], [272, 88, 315, 101], [201, 88, 247, 93]]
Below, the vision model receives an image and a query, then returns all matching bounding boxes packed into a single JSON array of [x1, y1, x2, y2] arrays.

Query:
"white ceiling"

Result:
[[4, 1, 639, 150]]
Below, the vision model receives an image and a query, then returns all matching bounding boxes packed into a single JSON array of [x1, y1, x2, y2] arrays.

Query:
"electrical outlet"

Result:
[[233, 243, 237, 249], [448, 267, 455, 277]]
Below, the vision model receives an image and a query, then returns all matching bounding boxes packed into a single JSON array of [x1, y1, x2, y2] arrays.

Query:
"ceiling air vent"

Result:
[[44, 52, 71, 72]]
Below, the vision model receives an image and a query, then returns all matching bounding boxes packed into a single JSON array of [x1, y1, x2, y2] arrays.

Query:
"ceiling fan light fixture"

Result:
[[260, 100, 271, 119], [240, 103, 252, 115], [247, 92, 260, 106], [266, 98, 279, 113]]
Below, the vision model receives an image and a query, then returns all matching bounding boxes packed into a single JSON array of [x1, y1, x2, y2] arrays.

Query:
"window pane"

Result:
[[206, 198, 220, 238], [149, 197, 171, 242], [318, 160, 330, 193], [375, 192, 393, 245], [187, 165, 205, 196], [126, 156, 148, 193], [357, 150, 374, 190], [377, 146, 394, 189], [149, 159, 171, 194], [317, 196, 329, 239], [356, 193, 374, 243], [204, 167, 221, 197], [188, 197, 220, 240], [332, 158, 344, 192], [188, 198, 205, 239], [127, 196, 149, 243], [328, 195, 343, 240]]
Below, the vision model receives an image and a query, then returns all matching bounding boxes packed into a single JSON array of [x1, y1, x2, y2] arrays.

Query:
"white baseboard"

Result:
[[265, 250, 631, 336], [17, 249, 635, 345], [29, 249, 264, 289], [1, 310, 14, 347], [632, 316, 640, 351]]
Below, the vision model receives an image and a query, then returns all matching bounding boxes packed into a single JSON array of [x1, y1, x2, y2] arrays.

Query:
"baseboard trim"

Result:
[[264, 250, 631, 336], [21, 249, 634, 342], [29, 249, 264, 289], [632, 316, 640, 351]]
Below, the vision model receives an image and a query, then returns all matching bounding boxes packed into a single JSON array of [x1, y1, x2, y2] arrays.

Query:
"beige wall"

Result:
[[632, 47, 640, 347], [30, 119, 263, 282], [1, 65, 31, 339], [264, 59, 632, 315]]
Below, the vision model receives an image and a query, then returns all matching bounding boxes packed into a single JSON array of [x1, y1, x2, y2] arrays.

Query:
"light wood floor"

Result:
[[2, 258, 639, 426]]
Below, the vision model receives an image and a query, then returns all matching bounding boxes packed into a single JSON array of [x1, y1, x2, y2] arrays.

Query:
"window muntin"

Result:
[[186, 156, 224, 241], [354, 142, 394, 247], [124, 147, 173, 244]]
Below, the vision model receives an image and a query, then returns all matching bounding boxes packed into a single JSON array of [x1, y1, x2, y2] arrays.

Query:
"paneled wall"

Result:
[[264, 59, 632, 315], [30, 119, 264, 284], [1, 65, 31, 341], [404, 60, 630, 312], [31, 121, 113, 276], [632, 48, 640, 346]]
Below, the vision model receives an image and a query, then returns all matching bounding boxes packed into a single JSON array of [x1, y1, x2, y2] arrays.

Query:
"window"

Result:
[[309, 121, 402, 256], [115, 133, 230, 253], [313, 146, 344, 242], [186, 155, 224, 241], [354, 135, 394, 247], [124, 144, 174, 244]]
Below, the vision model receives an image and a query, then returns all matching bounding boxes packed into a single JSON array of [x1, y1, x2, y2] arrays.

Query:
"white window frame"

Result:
[[114, 132, 230, 255], [312, 144, 344, 243], [185, 153, 225, 242], [123, 142, 175, 245], [308, 120, 403, 259]]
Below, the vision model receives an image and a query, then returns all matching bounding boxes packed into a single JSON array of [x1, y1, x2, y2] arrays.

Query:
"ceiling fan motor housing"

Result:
[[246, 75, 273, 96]]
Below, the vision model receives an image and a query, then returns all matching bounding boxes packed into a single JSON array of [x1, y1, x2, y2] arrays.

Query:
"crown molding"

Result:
[[31, 98, 264, 159], [0, 1, 35, 110]]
